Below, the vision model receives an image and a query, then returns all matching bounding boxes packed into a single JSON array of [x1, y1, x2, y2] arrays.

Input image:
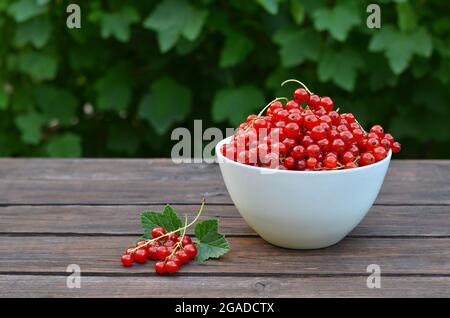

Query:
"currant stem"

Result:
[[243, 97, 288, 132], [281, 79, 314, 95], [131, 199, 205, 253], [165, 215, 188, 261]]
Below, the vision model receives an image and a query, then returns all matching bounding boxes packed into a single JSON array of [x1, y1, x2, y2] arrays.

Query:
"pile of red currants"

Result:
[[220, 80, 401, 170], [121, 226, 198, 274]]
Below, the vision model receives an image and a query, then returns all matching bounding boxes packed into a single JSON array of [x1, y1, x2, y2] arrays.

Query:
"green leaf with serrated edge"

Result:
[[312, 3, 360, 41], [138, 77, 191, 135], [212, 85, 265, 127], [15, 16, 51, 48], [219, 32, 253, 68], [317, 48, 363, 91], [273, 28, 320, 67], [100, 6, 139, 42], [15, 111, 47, 144], [369, 25, 433, 74], [7, 0, 47, 22], [194, 219, 230, 262], [141, 205, 183, 233], [45, 133, 82, 157]]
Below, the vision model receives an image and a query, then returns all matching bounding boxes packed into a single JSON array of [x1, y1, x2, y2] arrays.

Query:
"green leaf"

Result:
[[396, 2, 417, 32], [318, 48, 363, 91], [138, 77, 191, 135], [46, 133, 82, 157], [33, 84, 77, 124], [100, 6, 139, 42], [194, 219, 230, 262], [369, 25, 433, 74], [143, 0, 208, 52], [7, 0, 47, 22], [257, 0, 279, 15], [290, 0, 305, 25], [141, 205, 183, 233], [17, 51, 58, 81], [212, 85, 265, 127], [15, 111, 47, 144], [219, 32, 253, 68], [95, 65, 132, 112], [15, 16, 51, 48], [312, 3, 360, 41], [273, 28, 320, 67]]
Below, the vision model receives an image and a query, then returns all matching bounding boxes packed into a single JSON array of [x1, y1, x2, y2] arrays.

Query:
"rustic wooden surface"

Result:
[[0, 159, 449, 298]]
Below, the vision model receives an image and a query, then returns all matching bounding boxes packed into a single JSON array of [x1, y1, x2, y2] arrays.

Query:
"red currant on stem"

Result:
[[184, 244, 198, 260], [155, 261, 166, 274], [133, 249, 148, 263], [165, 260, 180, 273], [121, 254, 133, 267], [152, 226, 165, 239]]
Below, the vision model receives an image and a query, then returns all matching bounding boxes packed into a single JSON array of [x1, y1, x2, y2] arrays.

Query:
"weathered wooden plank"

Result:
[[0, 236, 448, 275], [0, 275, 448, 298], [0, 160, 449, 205], [0, 205, 448, 237]]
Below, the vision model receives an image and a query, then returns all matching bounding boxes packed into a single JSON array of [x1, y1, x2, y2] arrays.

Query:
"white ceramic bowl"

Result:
[[216, 136, 391, 249]]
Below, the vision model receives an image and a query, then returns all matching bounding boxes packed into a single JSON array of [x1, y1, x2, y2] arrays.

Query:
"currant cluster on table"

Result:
[[120, 226, 198, 274], [221, 86, 401, 171]]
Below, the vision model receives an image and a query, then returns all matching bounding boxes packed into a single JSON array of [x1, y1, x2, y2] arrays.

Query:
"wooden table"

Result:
[[0, 159, 449, 297]]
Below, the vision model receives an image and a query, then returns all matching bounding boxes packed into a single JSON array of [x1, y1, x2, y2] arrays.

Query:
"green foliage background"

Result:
[[0, 0, 449, 158]]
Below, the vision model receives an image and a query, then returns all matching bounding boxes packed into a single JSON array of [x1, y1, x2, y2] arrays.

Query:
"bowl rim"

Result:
[[215, 136, 392, 175]]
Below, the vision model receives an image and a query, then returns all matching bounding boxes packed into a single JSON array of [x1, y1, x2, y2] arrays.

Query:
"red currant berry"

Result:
[[286, 100, 300, 111], [306, 144, 321, 157], [320, 97, 334, 112], [133, 249, 148, 263], [344, 113, 355, 123], [291, 145, 305, 159], [167, 255, 182, 267], [380, 138, 391, 148], [370, 125, 384, 138], [156, 246, 171, 260], [152, 226, 166, 239], [165, 260, 180, 273], [147, 244, 159, 260], [341, 151, 355, 164], [301, 135, 314, 147], [294, 88, 310, 103], [328, 111, 340, 125], [311, 125, 326, 140], [164, 240, 176, 247], [345, 162, 358, 169], [283, 156, 296, 170], [282, 137, 296, 151], [360, 152, 375, 166], [155, 261, 166, 274], [305, 157, 318, 169], [331, 138, 346, 153], [296, 159, 306, 170], [176, 250, 190, 264], [184, 244, 198, 260], [366, 138, 380, 151], [121, 254, 133, 267], [323, 156, 338, 169], [308, 94, 321, 109], [392, 142, 401, 153], [181, 236, 192, 246], [340, 130, 354, 144], [284, 122, 300, 138], [304, 115, 319, 130], [373, 146, 387, 162], [317, 138, 330, 152], [352, 128, 364, 142]]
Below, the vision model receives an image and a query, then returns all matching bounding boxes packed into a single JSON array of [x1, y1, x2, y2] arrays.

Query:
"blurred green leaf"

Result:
[[220, 32, 254, 68], [46, 133, 82, 157], [273, 28, 320, 67], [289, 0, 305, 25], [369, 26, 433, 74], [107, 123, 139, 155], [17, 51, 58, 80], [318, 48, 363, 91], [396, 2, 417, 32], [100, 6, 139, 42], [15, 111, 47, 144], [15, 16, 51, 48], [212, 85, 265, 126], [7, 0, 47, 22], [138, 77, 192, 135], [312, 3, 360, 41], [257, 0, 279, 14], [95, 65, 132, 112], [143, 0, 208, 52], [33, 84, 77, 124]]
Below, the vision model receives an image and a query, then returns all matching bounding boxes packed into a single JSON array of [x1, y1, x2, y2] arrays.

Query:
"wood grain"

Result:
[[0, 236, 448, 275], [0, 160, 449, 205], [0, 205, 449, 237], [0, 275, 448, 298]]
